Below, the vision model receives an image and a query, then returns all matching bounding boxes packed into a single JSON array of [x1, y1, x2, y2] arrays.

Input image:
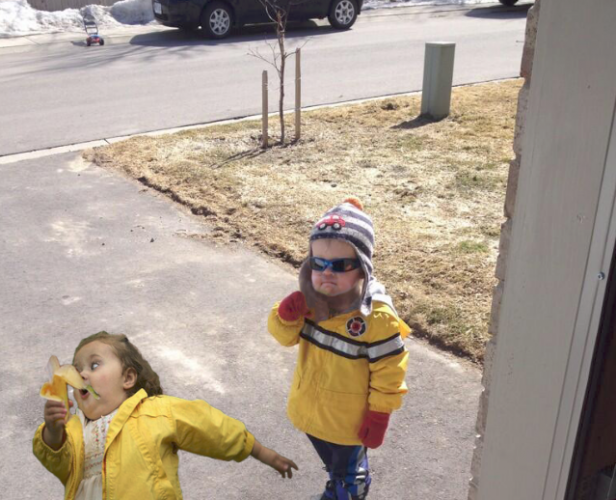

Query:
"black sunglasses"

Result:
[[310, 257, 360, 273]]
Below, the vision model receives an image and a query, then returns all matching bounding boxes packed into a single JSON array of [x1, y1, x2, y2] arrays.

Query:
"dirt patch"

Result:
[[86, 79, 522, 363]]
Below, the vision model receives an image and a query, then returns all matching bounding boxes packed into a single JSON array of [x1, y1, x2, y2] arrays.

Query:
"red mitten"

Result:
[[358, 411, 390, 449], [278, 291, 311, 322]]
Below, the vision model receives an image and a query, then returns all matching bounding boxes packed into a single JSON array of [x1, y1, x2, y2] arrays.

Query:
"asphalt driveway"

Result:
[[0, 152, 481, 499]]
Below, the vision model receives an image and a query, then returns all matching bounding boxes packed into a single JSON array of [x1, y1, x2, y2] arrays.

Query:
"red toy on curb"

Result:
[[82, 12, 104, 46]]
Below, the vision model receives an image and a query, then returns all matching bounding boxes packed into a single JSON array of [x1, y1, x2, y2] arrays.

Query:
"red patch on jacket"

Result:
[[346, 317, 367, 337]]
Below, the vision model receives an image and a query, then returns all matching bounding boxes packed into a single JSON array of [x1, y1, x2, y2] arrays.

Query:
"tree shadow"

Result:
[[210, 146, 266, 169], [210, 136, 306, 167], [464, 2, 533, 20]]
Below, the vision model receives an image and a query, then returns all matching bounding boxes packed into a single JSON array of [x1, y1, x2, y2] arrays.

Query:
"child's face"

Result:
[[73, 341, 136, 420], [311, 239, 363, 297]]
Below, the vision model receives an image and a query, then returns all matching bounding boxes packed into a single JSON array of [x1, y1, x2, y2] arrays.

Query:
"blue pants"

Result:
[[307, 434, 371, 500]]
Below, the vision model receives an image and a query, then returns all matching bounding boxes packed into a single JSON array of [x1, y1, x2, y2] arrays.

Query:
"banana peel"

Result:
[[40, 355, 99, 419]]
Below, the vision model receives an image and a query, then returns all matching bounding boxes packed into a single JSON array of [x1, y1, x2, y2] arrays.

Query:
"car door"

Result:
[[229, 0, 270, 25], [288, 0, 330, 21]]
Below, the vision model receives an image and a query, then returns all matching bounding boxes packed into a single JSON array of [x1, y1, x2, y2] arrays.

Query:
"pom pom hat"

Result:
[[309, 197, 377, 315]]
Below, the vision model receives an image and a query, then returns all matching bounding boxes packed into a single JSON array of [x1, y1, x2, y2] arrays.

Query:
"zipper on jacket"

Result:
[[69, 432, 79, 500]]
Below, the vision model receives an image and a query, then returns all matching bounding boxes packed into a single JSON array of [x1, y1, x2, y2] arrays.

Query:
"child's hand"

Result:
[[251, 441, 299, 478], [278, 291, 311, 322], [43, 399, 71, 450], [358, 410, 390, 449], [266, 449, 299, 479]]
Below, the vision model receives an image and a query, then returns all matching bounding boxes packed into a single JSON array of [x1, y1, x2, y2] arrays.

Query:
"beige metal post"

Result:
[[421, 42, 455, 120], [262, 70, 268, 149], [295, 48, 301, 141]]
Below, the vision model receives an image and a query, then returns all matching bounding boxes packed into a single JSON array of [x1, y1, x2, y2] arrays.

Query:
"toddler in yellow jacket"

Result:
[[268, 198, 410, 500], [33, 331, 297, 500]]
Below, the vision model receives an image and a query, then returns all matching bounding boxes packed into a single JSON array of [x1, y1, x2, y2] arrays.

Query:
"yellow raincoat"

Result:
[[33, 389, 255, 500], [269, 301, 410, 445]]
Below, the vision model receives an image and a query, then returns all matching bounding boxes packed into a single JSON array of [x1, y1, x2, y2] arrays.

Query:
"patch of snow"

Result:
[[0, 0, 154, 38], [1, 0, 81, 36]]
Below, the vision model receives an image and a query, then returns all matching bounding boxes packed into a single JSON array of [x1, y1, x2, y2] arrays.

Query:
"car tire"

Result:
[[99, 38, 105, 45], [201, 1, 233, 39], [498, 0, 519, 5], [328, 0, 358, 30]]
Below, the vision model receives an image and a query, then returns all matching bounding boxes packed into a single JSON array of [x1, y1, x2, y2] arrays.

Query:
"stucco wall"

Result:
[[469, 0, 616, 497], [467, 2, 541, 498]]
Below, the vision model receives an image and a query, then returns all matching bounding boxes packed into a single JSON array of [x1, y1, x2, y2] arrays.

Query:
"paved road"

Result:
[[0, 3, 530, 156], [0, 152, 482, 499]]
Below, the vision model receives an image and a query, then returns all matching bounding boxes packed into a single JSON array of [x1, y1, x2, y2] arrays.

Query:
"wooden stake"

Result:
[[295, 48, 301, 141], [262, 70, 268, 149], [277, 11, 285, 144]]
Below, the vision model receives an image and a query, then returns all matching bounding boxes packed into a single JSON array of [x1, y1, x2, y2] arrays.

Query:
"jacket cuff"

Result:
[[33, 423, 68, 455], [367, 404, 394, 414], [278, 315, 305, 327], [234, 431, 256, 462]]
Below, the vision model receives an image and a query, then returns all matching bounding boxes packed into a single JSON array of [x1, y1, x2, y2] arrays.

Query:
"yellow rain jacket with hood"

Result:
[[269, 198, 410, 446], [33, 389, 255, 500], [269, 290, 410, 446]]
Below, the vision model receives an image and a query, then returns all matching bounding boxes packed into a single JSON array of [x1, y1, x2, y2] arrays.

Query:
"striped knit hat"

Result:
[[310, 198, 376, 315]]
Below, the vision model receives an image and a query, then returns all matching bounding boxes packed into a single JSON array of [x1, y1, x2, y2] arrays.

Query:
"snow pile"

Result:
[[0, 0, 154, 37], [0, 0, 82, 35]]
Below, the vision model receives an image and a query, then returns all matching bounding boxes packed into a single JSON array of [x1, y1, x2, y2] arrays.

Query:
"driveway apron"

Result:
[[0, 152, 481, 499]]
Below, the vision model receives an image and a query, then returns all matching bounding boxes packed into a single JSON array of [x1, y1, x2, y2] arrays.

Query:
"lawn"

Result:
[[86, 78, 522, 363]]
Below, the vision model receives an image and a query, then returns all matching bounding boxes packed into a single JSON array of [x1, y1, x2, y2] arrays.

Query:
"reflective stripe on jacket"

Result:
[[33, 389, 255, 500], [268, 301, 410, 445]]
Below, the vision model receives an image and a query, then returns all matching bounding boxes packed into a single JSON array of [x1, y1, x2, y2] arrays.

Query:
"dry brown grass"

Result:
[[86, 79, 523, 363]]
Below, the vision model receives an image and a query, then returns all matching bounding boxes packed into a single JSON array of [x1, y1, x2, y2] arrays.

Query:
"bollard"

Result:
[[421, 42, 456, 120]]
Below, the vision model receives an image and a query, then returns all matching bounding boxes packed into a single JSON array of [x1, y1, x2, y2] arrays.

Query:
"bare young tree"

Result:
[[249, 0, 306, 145]]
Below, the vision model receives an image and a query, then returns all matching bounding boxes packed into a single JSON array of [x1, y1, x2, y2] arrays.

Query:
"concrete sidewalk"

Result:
[[0, 152, 481, 499]]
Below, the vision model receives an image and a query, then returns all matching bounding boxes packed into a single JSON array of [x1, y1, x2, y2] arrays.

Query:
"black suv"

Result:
[[152, 0, 363, 39]]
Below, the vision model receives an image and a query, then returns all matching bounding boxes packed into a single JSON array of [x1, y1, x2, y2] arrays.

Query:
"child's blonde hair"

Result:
[[74, 331, 163, 397]]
